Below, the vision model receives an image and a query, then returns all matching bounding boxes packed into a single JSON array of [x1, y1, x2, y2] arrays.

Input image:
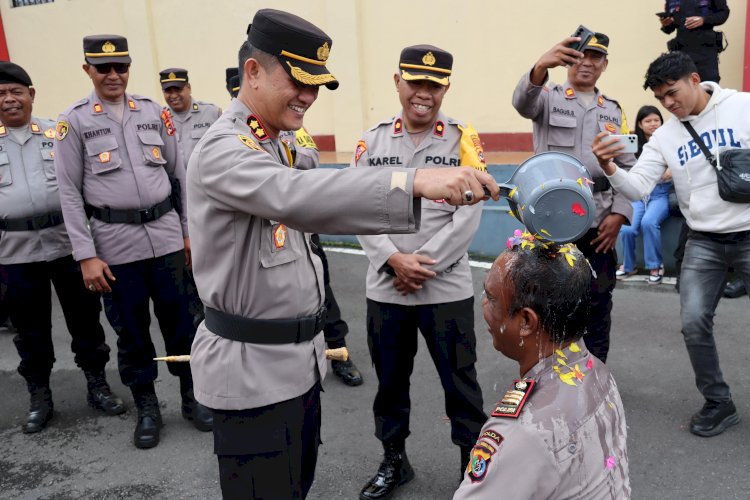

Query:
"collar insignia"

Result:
[[127, 99, 136, 110], [434, 120, 444, 137], [30, 123, 41, 133], [394, 118, 403, 135], [0, 125, 6, 137], [193, 103, 199, 111], [597, 95, 605, 107], [93, 103, 103, 113], [565, 88, 575, 99], [247, 115, 267, 141], [491, 379, 535, 418]]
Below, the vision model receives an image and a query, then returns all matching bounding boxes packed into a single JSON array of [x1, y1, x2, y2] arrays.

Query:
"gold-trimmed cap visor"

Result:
[[248, 8, 339, 90], [398, 44, 453, 87], [400, 69, 450, 86], [583, 32, 609, 55], [83, 34, 132, 64], [159, 67, 189, 89]]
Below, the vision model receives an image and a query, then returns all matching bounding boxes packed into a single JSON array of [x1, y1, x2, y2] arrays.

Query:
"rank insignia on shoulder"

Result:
[[394, 118, 403, 135], [565, 88, 575, 98], [93, 103, 103, 114], [273, 224, 287, 249], [237, 134, 263, 151], [354, 140, 367, 166], [491, 379, 535, 418], [30, 123, 41, 133], [193, 103, 199, 111], [55, 121, 69, 141], [44, 128, 56, 139], [160, 109, 176, 136], [597, 95, 605, 108], [128, 99, 137, 110], [467, 442, 497, 483], [247, 114, 267, 141], [433, 120, 444, 137]]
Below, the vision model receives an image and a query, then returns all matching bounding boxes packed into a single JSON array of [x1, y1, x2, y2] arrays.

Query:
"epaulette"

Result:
[[599, 93, 623, 109], [368, 116, 397, 133], [129, 93, 153, 102], [65, 97, 89, 113], [491, 379, 535, 418]]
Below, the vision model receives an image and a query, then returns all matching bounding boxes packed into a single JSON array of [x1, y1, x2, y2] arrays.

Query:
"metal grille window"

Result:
[[11, 0, 54, 7]]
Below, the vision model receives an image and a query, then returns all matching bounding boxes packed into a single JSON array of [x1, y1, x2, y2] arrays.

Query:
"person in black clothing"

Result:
[[660, 1, 729, 83]]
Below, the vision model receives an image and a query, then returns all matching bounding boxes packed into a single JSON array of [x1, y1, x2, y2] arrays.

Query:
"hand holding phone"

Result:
[[608, 134, 638, 154], [569, 25, 595, 52], [655, 11, 670, 18]]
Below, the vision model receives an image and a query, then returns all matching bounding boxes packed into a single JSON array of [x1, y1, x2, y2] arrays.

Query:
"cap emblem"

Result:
[[316, 42, 330, 62], [168, 72, 177, 80], [422, 51, 436, 66], [102, 41, 116, 53]]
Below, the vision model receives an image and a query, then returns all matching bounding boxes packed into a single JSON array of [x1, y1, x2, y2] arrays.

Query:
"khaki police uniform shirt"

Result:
[[187, 98, 421, 410], [512, 69, 635, 226], [354, 111, 482, 305], [454, 340, 630, 500], [169, 98, 221, 165], [54, 92, 188, 266], [0, 118, 72, 264]]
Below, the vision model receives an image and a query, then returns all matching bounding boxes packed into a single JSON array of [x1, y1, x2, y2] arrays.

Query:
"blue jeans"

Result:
[[680, 230, 750, 402], [619, 182, 672, 272]]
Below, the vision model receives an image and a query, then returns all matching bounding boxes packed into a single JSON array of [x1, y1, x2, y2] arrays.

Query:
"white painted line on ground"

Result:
[[323, 245, 493, 269]]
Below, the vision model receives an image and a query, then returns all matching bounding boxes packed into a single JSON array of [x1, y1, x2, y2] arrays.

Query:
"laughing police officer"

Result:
[[512, 32, 635, 363], [187, 9, 498, 499], [355, 45, 488, 499], [54, 35, 212, 449], [0, 61, 124, 434]]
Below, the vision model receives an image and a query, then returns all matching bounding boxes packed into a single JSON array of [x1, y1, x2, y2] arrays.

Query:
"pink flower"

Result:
[[586, 358, 594, 370], [605, 456, 616, 470]]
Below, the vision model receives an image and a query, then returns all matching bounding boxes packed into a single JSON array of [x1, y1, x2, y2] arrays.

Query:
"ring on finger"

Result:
[[463, 190, 474, 203], [88, 283, 96, 291]]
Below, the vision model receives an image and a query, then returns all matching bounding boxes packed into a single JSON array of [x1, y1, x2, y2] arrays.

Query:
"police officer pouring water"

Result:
[[0, 61, 124, 434], [186, 9, 499, 498], [54, 35, 212, 449]]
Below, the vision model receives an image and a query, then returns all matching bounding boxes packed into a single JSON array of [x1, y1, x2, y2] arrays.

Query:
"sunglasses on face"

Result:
[[92, 63, 130, 74]]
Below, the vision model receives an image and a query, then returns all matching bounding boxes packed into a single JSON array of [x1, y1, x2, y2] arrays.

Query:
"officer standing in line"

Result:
[[159, 68, 222, 165], [187, 9, 498, 498], [355, 45, 488, 500], [453, 238, 630, 499], [512, 32, 635, 363], [661, 0, 730, 83], [278, 127, 364, 386], [0, 61, 124, 434], [225, 67, 239, 98], [54, 35, 212, 449]]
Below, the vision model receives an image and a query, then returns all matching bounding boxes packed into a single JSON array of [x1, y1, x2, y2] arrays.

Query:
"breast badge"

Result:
[[273, 224, 287, 249], [354, 140, 367, 166], [98, 152, 111, 163], [44, 128, 56, 139]]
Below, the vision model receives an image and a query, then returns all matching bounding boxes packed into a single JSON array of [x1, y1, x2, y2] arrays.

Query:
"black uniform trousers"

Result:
[[212, 383, 321, 500], [366, 297, 486, 448], [102, 251, 194, 387], [575, 228, 618, 363], [5, 255, 110, 386], [310, 234, 348, 347]]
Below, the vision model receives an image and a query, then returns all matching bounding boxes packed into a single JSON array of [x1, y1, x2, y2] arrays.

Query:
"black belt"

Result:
[[592, 177, 611, 193], [0, 211, 64, 231], [204, 306, 327, 344], [86, 196, 173, 224]]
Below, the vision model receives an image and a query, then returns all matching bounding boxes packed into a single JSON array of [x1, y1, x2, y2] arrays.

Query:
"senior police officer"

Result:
[[0, 61, 124, 434], [453, 238, 630, 499], [187, 9, 499, 499], [54, 35, 212, 449], [354, 45, 488, 499], [159, 68, 222, 165], [512, 32, 635, 363], [278, 127, 364, 386]]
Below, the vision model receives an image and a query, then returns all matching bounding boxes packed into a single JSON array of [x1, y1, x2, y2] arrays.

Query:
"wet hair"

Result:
[[643, 51, 698, 90], [634, 105, 663, 158], [237, 41, 277, 84], [504, 244, 591, 343]]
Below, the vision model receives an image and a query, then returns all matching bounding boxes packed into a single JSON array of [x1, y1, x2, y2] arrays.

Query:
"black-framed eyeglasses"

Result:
[[93, 63, 130, 75]]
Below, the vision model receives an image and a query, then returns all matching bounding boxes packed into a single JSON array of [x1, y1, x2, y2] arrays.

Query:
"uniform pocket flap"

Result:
[[84, 136, 119, 157], [549, 114, 577, 128], [190, 128, 207, 139], [40, 149, 55, 161], [0, 151, 9, 165], [136, 129, 165, 146]]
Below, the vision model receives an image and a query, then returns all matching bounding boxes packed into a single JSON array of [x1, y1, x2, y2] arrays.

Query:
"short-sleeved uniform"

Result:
[[454, 340, 630, 499], [54, 92, 194, 387], [512, 72, 636, 363], [353, 111, 486, 448], [187, 98, 421, 497], [169, 98, 221, 166], [279, 128, 349, 346], [0, 118, 110, 385]]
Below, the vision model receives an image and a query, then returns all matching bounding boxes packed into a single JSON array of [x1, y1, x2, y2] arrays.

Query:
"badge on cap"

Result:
[[44, 128, 55, 139], [273, 224, 287, 249], [30, 123, 41, 134], [316, 42, 330, 62], [93, 103, 103, 114], [491, 379, 535, 418], [422, 51, 436, 66], [55, 121, 69, 141], [247, 115, 267, 141], [98, 152, 111, 163], [354, 140, 367, 166], [102, 41, 116, 53], [168, 72, 177, 80], [237, 134, 263, 151]]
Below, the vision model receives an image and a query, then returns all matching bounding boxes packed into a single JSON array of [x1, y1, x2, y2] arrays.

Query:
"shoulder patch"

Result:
[[295, 127, 317, 150], [467, 442, 497, 483], [55, 121, 70, 141], [354, 140, 367, 166], [237, 134, 263, 151], [491, 379, 535, 418], [479, 429, 504, 446], [458, 124, 486, 169], [160, 109, 176, 136]]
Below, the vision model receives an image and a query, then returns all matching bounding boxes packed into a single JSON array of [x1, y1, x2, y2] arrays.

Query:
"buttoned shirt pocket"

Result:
[[39, 148, 56, 180], [85, 136, 122, 175], [547, 114, 577, 148], [0, 152, 12, 187], [259, 219, 300, 268], [136, 130, 167, 166]]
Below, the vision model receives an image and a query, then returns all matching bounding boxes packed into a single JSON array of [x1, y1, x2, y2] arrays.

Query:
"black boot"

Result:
[[132, 385, 162, 449], [690, 400, 740, 437], [724, 279, 747, 298], [359, 443, 415, 500], [332, 358, 363, 387], [85, 371, 126, 415], [180, 378, 213, 432], [23, 384, 53, 434]]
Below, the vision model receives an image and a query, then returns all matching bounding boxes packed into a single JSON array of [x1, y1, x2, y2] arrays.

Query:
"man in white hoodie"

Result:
[[592, 51, 750, 437]]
